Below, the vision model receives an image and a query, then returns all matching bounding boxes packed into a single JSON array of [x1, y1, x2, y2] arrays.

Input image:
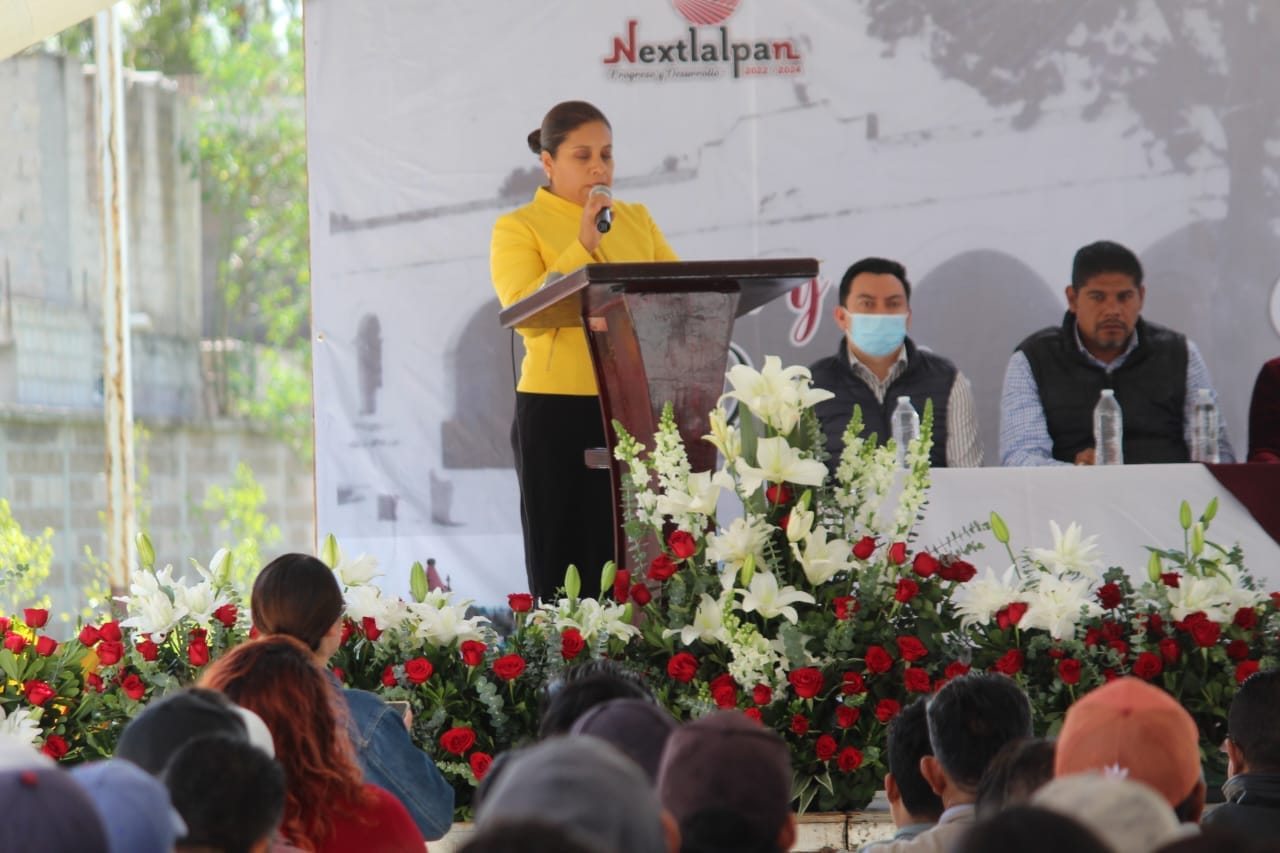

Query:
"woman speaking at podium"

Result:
[[491, 100, 679, 601]]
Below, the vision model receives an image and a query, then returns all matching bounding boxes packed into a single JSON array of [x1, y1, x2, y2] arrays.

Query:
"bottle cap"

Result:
[[1196, 388, 1212, 401], [1100, 389, 1115, 397]]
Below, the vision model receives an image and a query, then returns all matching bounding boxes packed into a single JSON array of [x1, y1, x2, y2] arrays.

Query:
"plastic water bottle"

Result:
[[1190, 388, 1220, 464], [891, 396, 919, 469], [1093, 388, 1123, 465]]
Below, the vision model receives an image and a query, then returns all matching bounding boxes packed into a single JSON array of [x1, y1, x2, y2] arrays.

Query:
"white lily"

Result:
[[343, 584, 399, 630], [1165, 573, 1238, 623], [175, 578, 229, 627], [665, 594, 730, 646], [1030, 521, 1103, 579], [1021, 574, 1102, 640], [656, 469, 734, 519], [791, 530, 853, 585], [735, 437, 828, 495], [952, 565, 1022, 629], [406, 599, 489, 645], [704, 407, 743, 462], [117, 565, 189, 636], [737, 571, 815, 624], [706, 516, 771, 583], [785, 507, 815, 543], [722, 356, 833, 434], [0, 706, 42, 746], [335, 552, 382, 587]]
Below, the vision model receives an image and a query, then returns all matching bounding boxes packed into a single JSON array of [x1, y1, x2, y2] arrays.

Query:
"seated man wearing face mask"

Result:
[[809, 257, 982, 471]]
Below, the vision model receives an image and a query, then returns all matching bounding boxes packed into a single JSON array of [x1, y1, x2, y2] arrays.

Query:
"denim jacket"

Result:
[[342, 686, 455, 840]]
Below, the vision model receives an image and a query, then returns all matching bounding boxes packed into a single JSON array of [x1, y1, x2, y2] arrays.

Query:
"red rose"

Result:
[[460, 640, 487, 667], [710, 674, 738, 709], [612, 569, 632, 603], [0, 617, 8, 633], [1096, 583, 1123, 610], [492, 654, 526, 681], [1085, 628, 1102, 648], [189, 627, 208, 643], [1189, 619, 1221, 648], [1227, 640, 1250, 661], [994, 649, 1024, 675], [121, 674, 146, 701], [213, 604, 238, 628], [188, 639, 210, 667], [894, 579, 920, 604], [865, 645, 893, 674], [939, 558, 977, 583], [1236, 660, 1260, 683], [136, 640, 159, 662], [765, 484, 793, 505], [752, 684, 772, 705], [912, 552, 940, 578], [99, 622, 122, 643], [1108, 640, 1129, 661], [791, 714, 809, 735], [41, 735, 68, 760], [78, 625, 101, 647], [1159, 638, 1180, 663], [838, 746, 864, 772], [361, 616, 382, 642], [1132, 651, 1163, 680], [841, 672, 867, 695], [816, 734, 839, 761], [340, 619, 355, 645], [874, 699, 901, 724], [3, 633, 26, 654], [833, 596, 858, 620], [1160, 572, 1181, 588], [1005, 602, 1030, 628], [470, 752, 493, 781], [23, 679, 55, 706], [405, 657, 434, 684], [904, 667, 932, 693], [1048, 646, 1065, 659], [86, 672, 104, 693], [1058, 659, 1081, 685], [1234, 608, 1258, 630], [96, 640, 124, 666], [1100, 621, 1124, 642], [648, 554, 678, 582], [668, 531, 697, 560], [743, 708, 763, 724], [896, 637, 928, 662], [788, 667, 825, 699], [667, 652, 699, 683], [560, 628, 585, 660], [23, 608, 49, 628], [440, 727, 476, 756], [836, 705, 861, 728], [1102, 668, 1119, 683], [630, 583, 652, 606], [35, 636, 57, 657], [1146, 613, 1165, 636], [508, 593, 534, 613], [332, 667, 345, 683], [1272, 592, 1280, 609], [945, 662, 971, 679], [249, 626, 260, 640], [381, 665, 397, 687], [888, 542, 908, 565], [852, 536, 877, 560]]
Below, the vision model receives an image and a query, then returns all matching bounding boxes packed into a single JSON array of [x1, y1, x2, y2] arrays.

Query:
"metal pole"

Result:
[[95, 4, 136, 600]]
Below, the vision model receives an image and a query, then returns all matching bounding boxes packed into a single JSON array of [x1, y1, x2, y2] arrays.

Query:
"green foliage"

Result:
[[0, 501, 54, 613], [199, 462, 281, 594]]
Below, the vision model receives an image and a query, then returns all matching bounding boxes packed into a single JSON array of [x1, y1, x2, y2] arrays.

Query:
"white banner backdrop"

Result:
[[305, 0, 1280, 604]]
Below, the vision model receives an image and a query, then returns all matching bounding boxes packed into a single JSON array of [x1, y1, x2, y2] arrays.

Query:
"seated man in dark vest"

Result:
[[809, 257, 982, 471], [1000, 240, 1234, 466]]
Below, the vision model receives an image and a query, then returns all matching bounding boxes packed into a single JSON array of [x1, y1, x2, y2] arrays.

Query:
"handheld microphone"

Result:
[[590, 184, 612, 234]]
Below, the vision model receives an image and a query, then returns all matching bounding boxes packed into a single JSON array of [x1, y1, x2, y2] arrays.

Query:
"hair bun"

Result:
[[526, 128, 542, 156]]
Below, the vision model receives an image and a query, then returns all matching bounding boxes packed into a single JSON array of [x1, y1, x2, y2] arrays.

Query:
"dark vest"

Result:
[[1017, 313, 1188, 464], [809, 337, 955, 470]]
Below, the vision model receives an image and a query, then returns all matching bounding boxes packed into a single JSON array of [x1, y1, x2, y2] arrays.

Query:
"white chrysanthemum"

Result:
[[665, 594, 730, 647], [735, 437, 828, 495], [791, 530, 853, 586], [736, 571, 815, 624], [951, 565, 1022, 629], [1029, 522, 1103, 579], [117, 565, 190, 636], [0, 706, 42, 746], [706, 516, 770, 578], [335, 552, 381, 587], [1021, 574, 1102, 640], [406, 599, 489, 646]]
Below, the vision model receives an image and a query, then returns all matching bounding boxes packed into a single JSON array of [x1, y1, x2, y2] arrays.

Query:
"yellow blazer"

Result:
[[491, 187, 679, 395]]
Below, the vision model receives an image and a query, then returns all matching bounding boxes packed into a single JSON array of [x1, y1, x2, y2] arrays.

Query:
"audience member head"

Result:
[[883, 698, 943, 826], [460, 818, 608, 853], [1155, 831, 1280, 853], [975, 736, 1056, 819], [1055, 676, 1205, 819], [923, 673, 1033, 802], [950, 805, 1111, 853], [114, 687, 249, 775], [164, 734, 286, 853], [200, 634, 369, 850], [657, 712, 795, 853], [528, 100, 611, 158], [476, 735, 674, 853], [1071, 239, 1144, 290], [1226, 669, 1280, 776], [1034, 774, 1197, 853], [250, 552, 345, 657], [569, 698, 678, 783], [838, 257, 911, 305], [0, 766, 109, 852], [70, 759, 188, 853], [538, 660, 654, 738]]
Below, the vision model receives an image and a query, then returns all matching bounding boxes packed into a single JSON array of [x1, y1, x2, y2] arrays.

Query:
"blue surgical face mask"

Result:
[[847, 313, 908, 357]]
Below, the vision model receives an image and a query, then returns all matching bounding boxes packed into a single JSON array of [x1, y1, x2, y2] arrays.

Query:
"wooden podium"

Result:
[[499, 258, 819, 572]]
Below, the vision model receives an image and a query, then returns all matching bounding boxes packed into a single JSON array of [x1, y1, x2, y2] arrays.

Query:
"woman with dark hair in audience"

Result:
[[201, 634, 423, 853], [952, 805, 1111, 853], [974, 736, 1056, 818]]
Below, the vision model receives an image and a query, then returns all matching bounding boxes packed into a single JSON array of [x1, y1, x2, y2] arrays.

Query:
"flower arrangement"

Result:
[[1, 357, 1277, 819]]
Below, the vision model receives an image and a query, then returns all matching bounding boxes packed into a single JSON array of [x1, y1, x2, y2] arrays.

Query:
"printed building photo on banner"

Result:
[[304, 0, 1280, 604]]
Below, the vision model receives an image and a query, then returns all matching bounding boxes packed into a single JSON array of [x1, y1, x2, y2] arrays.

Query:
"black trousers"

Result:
[[511, 393, 614, 601]]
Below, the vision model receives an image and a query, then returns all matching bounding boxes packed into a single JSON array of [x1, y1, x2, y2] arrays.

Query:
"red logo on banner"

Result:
[[672, 0, 740, 26]]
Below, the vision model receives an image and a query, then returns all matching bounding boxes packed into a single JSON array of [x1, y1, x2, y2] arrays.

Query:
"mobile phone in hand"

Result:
[[387, 700, 412, 728]]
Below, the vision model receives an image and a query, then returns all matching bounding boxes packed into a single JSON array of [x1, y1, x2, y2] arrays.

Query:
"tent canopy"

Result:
[[0, 0, 117, 60]]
